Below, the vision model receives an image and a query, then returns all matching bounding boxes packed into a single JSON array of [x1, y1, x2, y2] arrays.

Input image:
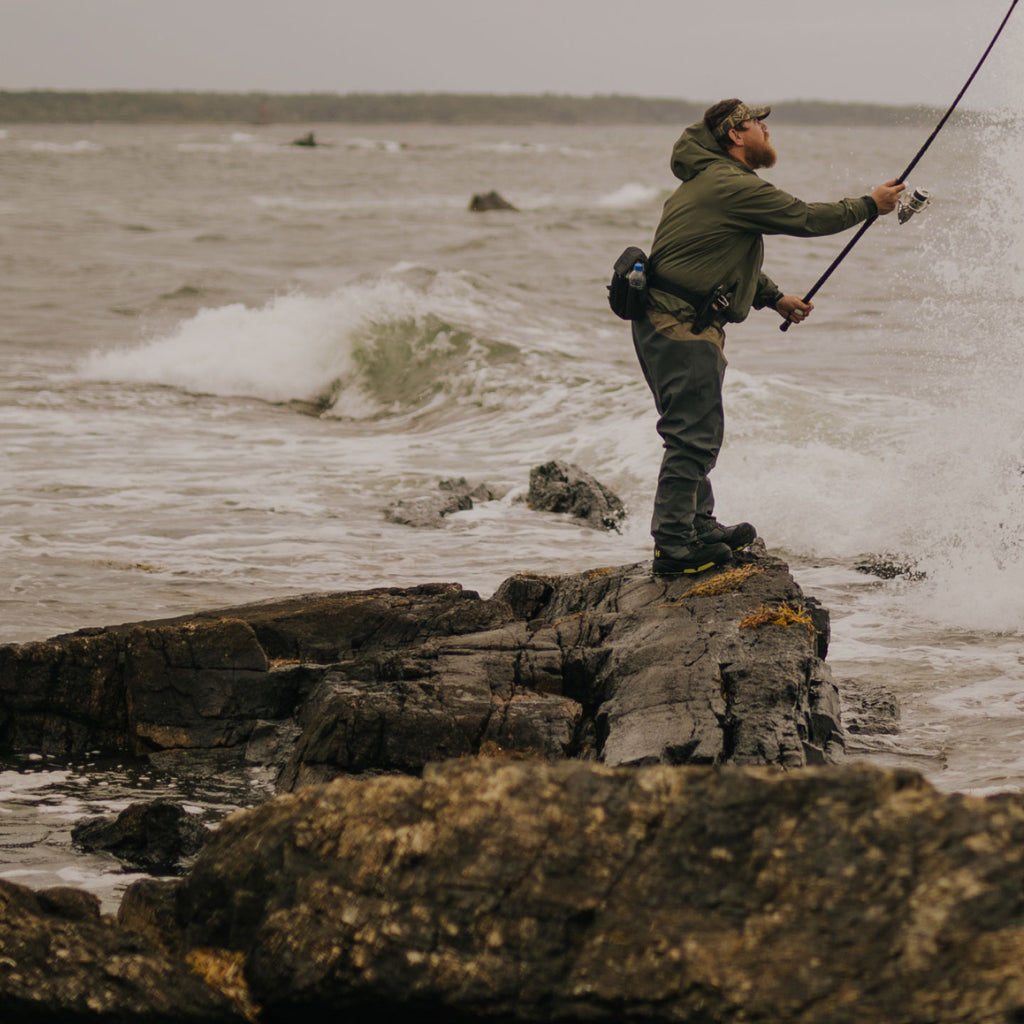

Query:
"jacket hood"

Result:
[[670, 121, 735, 182]]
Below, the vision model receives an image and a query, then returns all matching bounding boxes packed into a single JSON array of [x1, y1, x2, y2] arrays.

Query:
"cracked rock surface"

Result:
[[151, 758, 1024, 1024], [0, 547, 840, 785]]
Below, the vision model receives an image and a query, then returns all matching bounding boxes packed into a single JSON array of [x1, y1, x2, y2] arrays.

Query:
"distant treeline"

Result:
[[0, 90, 966, 127]]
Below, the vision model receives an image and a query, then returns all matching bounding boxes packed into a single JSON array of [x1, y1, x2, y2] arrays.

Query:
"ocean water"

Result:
[[1, 110, 1023, 907]]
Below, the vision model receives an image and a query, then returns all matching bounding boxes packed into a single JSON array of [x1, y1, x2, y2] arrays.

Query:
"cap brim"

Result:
[[748, 104, 771, 120]]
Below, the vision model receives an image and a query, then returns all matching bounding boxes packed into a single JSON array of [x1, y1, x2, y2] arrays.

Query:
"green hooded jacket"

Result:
[[648, 121, 876, 325]]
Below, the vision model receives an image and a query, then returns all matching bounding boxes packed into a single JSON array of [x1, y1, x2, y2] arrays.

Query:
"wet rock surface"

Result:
[[125, 758, 1024, 1024], [526, 459, 627, 531], [6, 554, 1024, 1022], [383, 477, 497, 528], [72, 799, 212, 875], [0, 878, 242, 1022], [0, 549, 841, 784], [468, 189, 518, 211]]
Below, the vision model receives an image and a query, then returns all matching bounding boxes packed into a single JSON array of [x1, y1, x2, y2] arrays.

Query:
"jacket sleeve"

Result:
[[752, 272, 784, 310], [730, 178, 874, 238]]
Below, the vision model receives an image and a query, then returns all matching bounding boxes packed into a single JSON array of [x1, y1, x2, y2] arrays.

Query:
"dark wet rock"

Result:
[[290, 131, 317, 147], [72, 800, 212, 875], [138, 757, 1024, 1024], [34, 886, 101, 923], [243, 717, 303, 766], [0, 553, 839, 785], [276, 627, 583, 789], [468, 189, 518, 211], [840, 679, 901, 735], [0, 583, 501, 758], [278, 551, 840, 786], [855, 554, 925, 580], [527, 459, 626, 531], [383, 477, 497, 528], [117, 878, 184, 952], [0, 877, 242, 1022]]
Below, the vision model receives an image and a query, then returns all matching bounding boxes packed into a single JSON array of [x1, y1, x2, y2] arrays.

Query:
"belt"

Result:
[[647, 272, 705, 308]]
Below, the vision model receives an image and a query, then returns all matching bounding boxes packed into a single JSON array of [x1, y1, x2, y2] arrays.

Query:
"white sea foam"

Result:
[[78, 272, 531, 415], [596, 182, 661, 209], [0, 769, 72, 798], [82, 290, 357, 404], [346, 137, 403, 152], [17, 139, 102, 153], [467, 141, 589, 157]]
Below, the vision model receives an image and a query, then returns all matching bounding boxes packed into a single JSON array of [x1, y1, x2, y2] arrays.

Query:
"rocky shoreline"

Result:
[[0, 542, 839, 780], [2, 548, 1021, 1022]]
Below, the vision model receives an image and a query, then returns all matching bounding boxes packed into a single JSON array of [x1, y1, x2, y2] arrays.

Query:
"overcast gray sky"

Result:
[[1, 0, 1021, 108]]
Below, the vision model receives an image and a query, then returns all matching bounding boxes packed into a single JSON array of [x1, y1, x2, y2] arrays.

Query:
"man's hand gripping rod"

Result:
[[780, 0, 1019, 332]]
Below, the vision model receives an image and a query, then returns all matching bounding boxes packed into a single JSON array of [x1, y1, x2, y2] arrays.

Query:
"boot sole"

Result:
[[653, 559, 725, 576], [696, 530, 757, 552]]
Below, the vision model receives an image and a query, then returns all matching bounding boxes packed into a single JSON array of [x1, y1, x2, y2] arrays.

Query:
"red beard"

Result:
[[746, 134, 777, 170]]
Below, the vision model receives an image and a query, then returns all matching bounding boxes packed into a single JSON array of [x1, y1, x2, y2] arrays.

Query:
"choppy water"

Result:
[[1, 109, 1023, 906]]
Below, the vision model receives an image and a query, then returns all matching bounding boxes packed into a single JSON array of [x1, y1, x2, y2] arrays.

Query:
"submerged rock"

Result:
[[72, 800, 212, 875], [468, 189, 518, 211], [383, 477, 496, 528], [855, 554, 925, 580], [527, 459, 626, 531]]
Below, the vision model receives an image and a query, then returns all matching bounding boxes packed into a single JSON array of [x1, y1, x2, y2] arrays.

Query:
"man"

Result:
[[634, 98, 904, 575]]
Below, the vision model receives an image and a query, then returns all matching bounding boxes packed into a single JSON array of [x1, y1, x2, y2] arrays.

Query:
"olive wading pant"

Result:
[[632, 314, 727, 556]]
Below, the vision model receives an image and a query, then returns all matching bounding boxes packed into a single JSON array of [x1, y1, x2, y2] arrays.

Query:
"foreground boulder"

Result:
[[126, 758, 1024, 1024], [0, 879, 242, 1022], [0, 552, 839, 786]]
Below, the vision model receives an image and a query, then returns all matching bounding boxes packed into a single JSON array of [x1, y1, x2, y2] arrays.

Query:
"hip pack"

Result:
[[608, 246, 737, 333], [607, 246, 650, 321]]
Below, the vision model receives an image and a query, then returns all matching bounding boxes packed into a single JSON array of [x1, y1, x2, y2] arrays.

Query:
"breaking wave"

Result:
[[79, 270, 530, 421]]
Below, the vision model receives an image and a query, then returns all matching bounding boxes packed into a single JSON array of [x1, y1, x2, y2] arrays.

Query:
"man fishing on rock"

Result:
[[633, 98, 904, 575]]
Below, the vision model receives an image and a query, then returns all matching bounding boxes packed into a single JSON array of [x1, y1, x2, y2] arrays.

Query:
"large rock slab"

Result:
[[152, 758, 1024, 1024], [0, 553, 841, 784], [0, 583, 511, 758]]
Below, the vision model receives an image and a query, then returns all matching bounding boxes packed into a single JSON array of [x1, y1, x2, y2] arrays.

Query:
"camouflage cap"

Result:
[[711, 101, 771, 142]]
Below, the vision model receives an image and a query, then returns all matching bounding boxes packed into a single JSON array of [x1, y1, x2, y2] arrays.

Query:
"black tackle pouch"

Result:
[[607, 246, 649, 321]]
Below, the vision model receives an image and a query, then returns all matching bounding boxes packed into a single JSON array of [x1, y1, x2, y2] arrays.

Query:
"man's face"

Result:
[[738, 119, 777, 170]]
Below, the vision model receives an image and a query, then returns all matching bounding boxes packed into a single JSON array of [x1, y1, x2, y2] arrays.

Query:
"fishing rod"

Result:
[[780, 0, 1020, 332]]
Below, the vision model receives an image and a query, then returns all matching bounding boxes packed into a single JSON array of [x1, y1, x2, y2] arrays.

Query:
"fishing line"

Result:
[[780, 0, 1020, 332]]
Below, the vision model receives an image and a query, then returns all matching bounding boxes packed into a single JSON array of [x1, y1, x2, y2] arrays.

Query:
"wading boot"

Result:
[[652, 540, 733, 576], [694, 517, 758, 552]]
